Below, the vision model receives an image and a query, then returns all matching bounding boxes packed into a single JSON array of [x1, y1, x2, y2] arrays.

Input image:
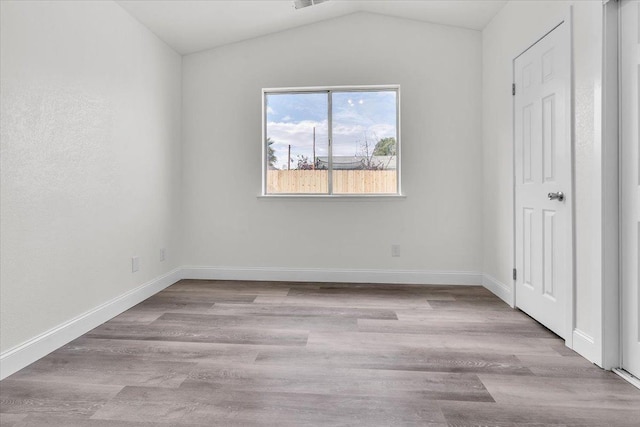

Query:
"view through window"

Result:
[[264, 86, 399, 195]]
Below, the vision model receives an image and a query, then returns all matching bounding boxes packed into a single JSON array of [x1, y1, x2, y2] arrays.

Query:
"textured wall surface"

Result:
[[0, 1, 182, 352], [482, 0, 604, 362], [181, 12, 483, 273]]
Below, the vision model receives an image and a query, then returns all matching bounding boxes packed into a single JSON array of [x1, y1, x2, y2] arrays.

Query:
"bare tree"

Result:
[[295, 154, 314, 170], [354, 132, 395, 170]]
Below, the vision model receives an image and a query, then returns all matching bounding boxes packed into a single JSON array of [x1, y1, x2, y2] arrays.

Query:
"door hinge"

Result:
[[512, 83, 516, 96], [513, 268, 517, 280]]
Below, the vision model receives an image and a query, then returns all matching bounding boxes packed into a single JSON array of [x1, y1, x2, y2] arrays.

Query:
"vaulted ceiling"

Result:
[[116, 0, 507, 55]]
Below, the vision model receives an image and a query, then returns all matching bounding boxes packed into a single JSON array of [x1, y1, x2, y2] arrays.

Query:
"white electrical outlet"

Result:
[[391, 245, 401, 257], [160, 248, 166, 262], [132, 256, 140, 273]]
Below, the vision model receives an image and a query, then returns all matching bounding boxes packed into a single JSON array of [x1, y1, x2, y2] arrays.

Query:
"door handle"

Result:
[[548, 191, 564, 202]]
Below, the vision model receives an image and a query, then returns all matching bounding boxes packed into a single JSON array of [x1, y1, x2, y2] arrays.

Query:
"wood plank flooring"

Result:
[[2, 280, 639, 426]]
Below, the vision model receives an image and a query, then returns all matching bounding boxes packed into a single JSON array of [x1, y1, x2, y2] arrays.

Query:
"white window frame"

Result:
[[261, 85, 402, 197]]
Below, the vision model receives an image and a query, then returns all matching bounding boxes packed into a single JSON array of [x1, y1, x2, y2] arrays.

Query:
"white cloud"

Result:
[[267, 120, 328, 169], [333, 124, 366, 136], [368, 123, 396, 139]]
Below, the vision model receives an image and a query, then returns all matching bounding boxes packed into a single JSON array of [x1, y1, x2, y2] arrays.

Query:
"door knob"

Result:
[[548, 191, 564, 202]]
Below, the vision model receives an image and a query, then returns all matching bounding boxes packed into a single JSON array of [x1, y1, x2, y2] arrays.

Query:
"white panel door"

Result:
[[621, 0, 640, 378], [514, 22, 571, 339]]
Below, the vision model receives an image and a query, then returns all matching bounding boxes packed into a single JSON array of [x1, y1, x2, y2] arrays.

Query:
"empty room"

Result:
[[1, 0, 640, 425]]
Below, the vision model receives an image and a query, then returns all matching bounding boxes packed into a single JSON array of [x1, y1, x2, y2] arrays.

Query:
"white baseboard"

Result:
[[0, 266, 557, 381], [572, 328, 597, 363], [0, 266, 482, 380], [0, 268, 182, 380], [181, 266, 483, 286], [482, 274, 513, 307], [0, 265, 616, 381]]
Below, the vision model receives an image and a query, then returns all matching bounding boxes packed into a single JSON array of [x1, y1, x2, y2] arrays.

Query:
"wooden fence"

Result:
[[267, 170, 397, 194]]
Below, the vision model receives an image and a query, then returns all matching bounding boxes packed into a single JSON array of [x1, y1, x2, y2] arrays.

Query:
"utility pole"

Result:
[[288, 144, 291, 170], [312, 127, 316, 170]]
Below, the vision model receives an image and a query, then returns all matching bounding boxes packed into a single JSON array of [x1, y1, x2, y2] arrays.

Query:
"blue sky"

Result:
[[266, 90, 397, 170]]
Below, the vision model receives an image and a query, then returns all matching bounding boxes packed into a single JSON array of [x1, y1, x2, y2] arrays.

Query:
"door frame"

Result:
[[601, 0, 620, 372], [511, 7, 575, 348], [604, 0, 640, 388]]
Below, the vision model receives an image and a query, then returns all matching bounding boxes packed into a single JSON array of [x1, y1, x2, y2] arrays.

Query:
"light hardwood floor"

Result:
[[1, 280, 639, 426]]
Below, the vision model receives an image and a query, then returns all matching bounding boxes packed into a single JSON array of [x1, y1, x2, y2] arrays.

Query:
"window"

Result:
[[263, 86, 400, 196]]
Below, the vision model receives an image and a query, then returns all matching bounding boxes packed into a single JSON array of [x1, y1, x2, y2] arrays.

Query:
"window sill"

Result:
[[257, 194, 406, 200]]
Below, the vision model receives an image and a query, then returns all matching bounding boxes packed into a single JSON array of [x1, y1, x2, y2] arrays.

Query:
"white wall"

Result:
[[181, 12, 483, 277], [482, 0, 605, 364], [0, 1, 182, 354]]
